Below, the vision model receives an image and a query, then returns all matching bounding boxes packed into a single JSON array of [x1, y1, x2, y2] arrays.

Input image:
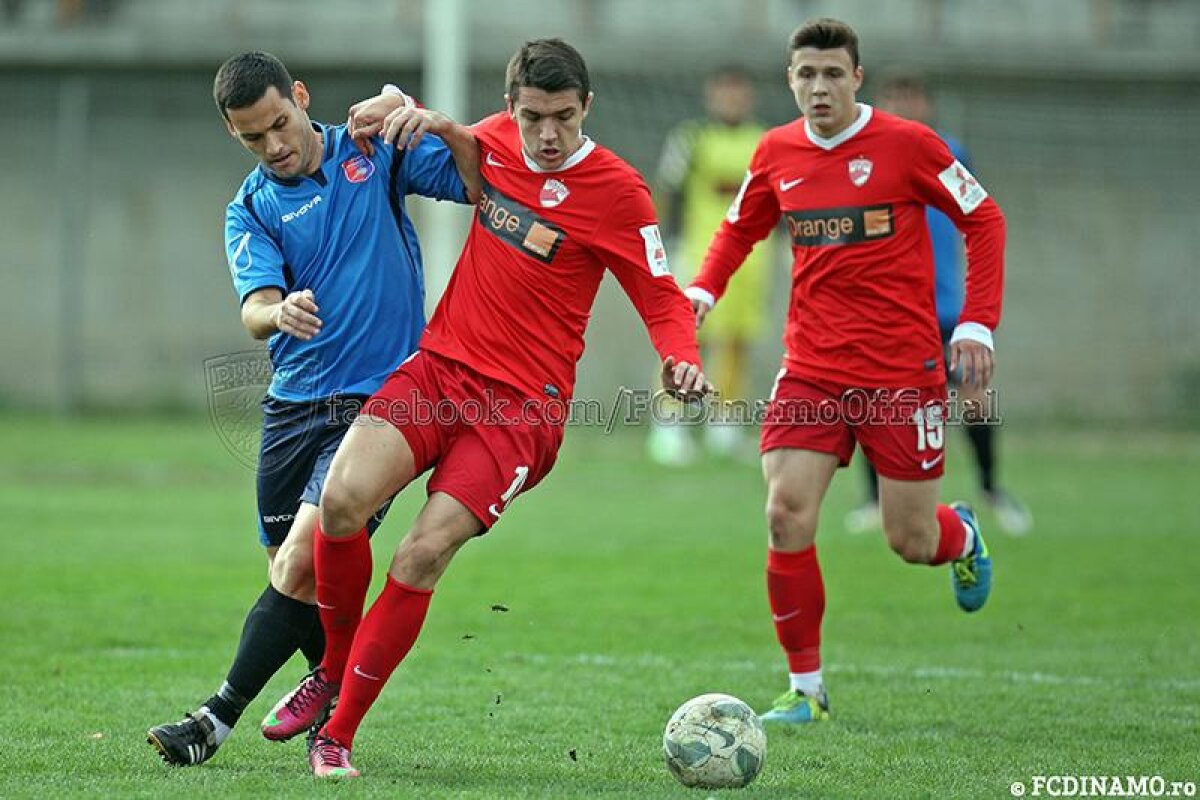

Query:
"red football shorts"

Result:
[[760, 371, 948, 480], [362, 350, 565, 530]]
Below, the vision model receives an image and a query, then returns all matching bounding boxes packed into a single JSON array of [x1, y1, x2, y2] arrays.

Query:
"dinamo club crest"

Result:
[[539, 178, 570, 208], [204, 350, 317, 472], [848, 157, 873, 187]]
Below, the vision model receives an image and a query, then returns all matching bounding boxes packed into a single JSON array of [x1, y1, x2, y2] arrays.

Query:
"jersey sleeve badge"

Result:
[[937, 159, 988, 214], [639, 224, 671, 277]]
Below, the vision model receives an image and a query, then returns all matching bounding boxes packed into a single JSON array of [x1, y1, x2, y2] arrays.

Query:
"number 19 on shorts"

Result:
[[913, 405, 945, 452]]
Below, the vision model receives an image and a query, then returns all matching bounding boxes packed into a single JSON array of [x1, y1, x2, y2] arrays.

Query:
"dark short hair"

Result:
[[788, 18, 860, 68], [877, 66, 927, 96], [213, 51, 294, 119], [505, 38, 590, 105]]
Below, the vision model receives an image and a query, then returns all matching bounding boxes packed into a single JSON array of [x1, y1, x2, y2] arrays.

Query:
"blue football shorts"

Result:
[[255, 393, 391, 547]]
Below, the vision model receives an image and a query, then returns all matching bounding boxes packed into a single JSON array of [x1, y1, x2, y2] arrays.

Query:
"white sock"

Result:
[[960, 520, 977, 559], [788, 671, 823, 697], [200, 706, 232, 745]]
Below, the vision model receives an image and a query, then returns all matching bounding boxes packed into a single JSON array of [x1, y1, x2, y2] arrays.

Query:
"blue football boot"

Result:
[[950, 502, 992, 612], [759, 688, 830, 724]]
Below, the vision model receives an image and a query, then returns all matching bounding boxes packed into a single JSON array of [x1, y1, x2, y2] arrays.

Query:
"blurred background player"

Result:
[[145, 51, 479, 767], [844, 68, 1032, 536], [688, 18, 1006, 725], [646, 67, 772, 465]]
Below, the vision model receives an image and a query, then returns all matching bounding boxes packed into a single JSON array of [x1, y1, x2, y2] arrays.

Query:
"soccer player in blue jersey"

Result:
[[146, 51, 481, 767], [845, 68, 1032, 536]]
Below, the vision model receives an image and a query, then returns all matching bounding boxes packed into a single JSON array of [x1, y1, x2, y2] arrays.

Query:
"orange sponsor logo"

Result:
[[523, 221, 560, 258], [863, 208, 892, 237]]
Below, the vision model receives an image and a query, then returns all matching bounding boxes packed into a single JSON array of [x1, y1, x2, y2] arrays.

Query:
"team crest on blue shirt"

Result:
[[539, 178, 569, 208], [341, 155, 375, 184]]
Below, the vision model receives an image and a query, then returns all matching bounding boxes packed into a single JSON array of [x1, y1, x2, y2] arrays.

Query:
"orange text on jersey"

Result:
[[786, 214, 854, 242], [478, 190, 523, 235]]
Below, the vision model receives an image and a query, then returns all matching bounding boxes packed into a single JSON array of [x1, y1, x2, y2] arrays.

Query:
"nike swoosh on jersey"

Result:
[[485, 153, 506, 168], [921, 454, 945, 470], [771, 608, 802, 622], [779, 177, 805, 192]]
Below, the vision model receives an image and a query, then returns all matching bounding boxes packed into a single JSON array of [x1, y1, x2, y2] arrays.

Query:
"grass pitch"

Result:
[[1, 415, 1197, 798]]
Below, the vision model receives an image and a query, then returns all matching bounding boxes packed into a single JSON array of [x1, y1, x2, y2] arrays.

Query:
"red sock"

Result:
[[766, 546, 824, 673], [314, 523, 372, 683], [324, 575, 433, 748], [931, 505, 968, 565]]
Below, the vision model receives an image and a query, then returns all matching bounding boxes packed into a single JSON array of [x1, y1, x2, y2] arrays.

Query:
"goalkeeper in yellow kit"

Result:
[[648, 67, 773, 464]]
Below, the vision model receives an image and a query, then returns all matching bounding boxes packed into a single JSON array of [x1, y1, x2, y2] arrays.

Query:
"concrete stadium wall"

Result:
[[0, 62, 1196, 422]]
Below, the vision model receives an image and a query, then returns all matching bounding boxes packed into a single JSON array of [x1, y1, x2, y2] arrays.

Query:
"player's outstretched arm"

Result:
[[346, 87, 412, 156], [911, 127, 1005, 392], [661, 355, 714, 400], [241, 287, 322, 341], [381, 106, 481, 203], [346, 87, 481, 202]]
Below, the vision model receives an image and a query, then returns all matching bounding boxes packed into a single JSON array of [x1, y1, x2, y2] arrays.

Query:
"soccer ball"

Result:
[[663, 693, 766, 789]]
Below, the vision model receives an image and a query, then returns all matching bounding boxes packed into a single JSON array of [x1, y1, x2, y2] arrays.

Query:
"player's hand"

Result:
[[347, 93, 409, 156], [949, 339, 993, 390], [382, 106, 454, 151], [662, 356, 714, 400], [690, 296, 712, 330], [272, 289, 322, 341]]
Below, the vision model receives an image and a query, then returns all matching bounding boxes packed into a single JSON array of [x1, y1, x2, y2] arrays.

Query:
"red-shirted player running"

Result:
[[262, 39, 711, 778], [686, 19, 1006, 724]]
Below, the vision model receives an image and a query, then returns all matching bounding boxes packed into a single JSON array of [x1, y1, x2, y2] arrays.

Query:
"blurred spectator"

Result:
[[647, 67, 772, 465], [56, 0, 116, 26]]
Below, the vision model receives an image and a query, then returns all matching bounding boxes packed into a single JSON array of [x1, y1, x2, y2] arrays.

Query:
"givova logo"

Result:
[[281, 195, 322, 224]]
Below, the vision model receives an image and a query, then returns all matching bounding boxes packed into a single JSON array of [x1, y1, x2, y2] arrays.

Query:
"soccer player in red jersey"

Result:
[[262, 38, 711, 777], [686, 19, 1006, 724]]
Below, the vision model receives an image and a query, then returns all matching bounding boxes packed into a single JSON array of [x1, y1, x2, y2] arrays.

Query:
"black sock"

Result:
[[205, 585, 320, 728], [299, 614, 325, 671], [204, 681, 248, 731], [965, 422, 996, 494], [862, 457, 880, 503]]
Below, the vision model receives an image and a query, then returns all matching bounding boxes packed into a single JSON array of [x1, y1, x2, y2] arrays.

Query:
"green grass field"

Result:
[[2, 415, 1198, 798]]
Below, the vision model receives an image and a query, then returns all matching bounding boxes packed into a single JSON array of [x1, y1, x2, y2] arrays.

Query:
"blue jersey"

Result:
[[225, 122, 466, 401], [928, 134, 972, 333]]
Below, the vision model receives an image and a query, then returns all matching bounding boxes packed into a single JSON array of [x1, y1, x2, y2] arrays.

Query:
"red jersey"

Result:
[[692, 105, 1005, 388], [420, 112, 701, 400]]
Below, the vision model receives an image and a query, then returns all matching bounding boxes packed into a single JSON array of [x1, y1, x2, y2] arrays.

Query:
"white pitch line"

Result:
[[512, 653, 1200, 692], [96, 646, 1200, 693]]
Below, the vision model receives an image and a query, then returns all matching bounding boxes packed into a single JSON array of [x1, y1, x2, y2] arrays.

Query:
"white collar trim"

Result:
[[521, 136, 596, 172], [804, 103, 873, 150]]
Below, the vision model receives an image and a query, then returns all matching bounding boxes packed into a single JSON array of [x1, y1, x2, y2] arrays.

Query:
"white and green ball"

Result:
[[663, 693, 767, 789]]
